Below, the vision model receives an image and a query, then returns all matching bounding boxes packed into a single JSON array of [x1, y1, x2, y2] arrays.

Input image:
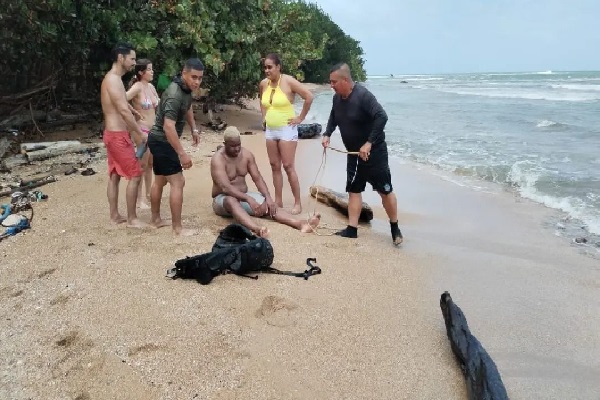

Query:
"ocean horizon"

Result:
[[302, 70, 600, 256]]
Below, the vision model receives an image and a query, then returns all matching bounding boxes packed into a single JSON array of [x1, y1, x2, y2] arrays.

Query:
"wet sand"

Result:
[[1, 98, 598, 399]]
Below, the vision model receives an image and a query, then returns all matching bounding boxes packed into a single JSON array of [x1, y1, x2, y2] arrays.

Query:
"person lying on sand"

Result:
[[210, 128, 320, 237]]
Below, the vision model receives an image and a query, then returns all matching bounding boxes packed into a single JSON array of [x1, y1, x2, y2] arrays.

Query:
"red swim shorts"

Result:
[[103, 130, 143, 179]]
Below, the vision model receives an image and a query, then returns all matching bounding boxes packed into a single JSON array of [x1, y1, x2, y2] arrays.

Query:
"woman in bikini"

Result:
[[127, 59, 160, 209], [259, 53, 314, 215]]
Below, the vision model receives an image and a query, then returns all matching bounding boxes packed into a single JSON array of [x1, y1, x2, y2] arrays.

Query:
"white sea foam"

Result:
[[507, 161, 600, 234], [438, 88, 600, 102], [536, 120, 559, 127], [551, 84, 600, 91]]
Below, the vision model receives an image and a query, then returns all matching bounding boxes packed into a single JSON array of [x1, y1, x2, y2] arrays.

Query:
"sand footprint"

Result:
[[255, 295, 299, 327]]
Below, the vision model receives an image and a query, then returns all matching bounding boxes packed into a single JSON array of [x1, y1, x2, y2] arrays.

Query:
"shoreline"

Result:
[[1, 89, 599, 399]]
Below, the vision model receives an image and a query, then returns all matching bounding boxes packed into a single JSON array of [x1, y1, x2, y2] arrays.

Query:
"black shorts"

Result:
[[148, 137, 182, 176], [345, 148, 393, 194]]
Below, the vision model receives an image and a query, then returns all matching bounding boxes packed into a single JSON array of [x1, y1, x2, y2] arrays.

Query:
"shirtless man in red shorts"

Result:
[[100, 42, 148, 228]]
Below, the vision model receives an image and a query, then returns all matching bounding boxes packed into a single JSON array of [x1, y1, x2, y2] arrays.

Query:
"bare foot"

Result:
[[150, 217, 170, 229], [255, 226, 270, 238], [127, 218, 150, 229], [110, 215, 127, 224], [276, 199, 284, 208], [290, 204, 302, 215], [174, 228, 198, 237], [300, 213, 321, 233]]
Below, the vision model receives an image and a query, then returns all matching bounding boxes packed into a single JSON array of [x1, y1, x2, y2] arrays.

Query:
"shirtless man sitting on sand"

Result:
[[210, 128, 320, 237]]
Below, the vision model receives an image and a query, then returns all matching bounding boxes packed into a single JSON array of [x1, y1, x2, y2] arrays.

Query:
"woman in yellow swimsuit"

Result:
[[126, 59, 160, 209], [259, 53, 313, 215]]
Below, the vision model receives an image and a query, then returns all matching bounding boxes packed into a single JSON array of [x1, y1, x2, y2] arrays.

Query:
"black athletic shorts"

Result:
[[148, 136, 182, 176], [345, 145, 393, 194]]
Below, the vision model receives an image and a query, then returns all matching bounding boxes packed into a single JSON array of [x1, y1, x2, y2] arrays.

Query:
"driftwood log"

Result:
[[21, 141, 99, 162], [440, 292, 509, 400], [0, 175, 57, 199], [309, 185, 373, 222]]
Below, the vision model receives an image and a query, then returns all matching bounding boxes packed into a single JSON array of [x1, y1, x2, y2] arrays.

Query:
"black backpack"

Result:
[[167, 223, 321, 284]]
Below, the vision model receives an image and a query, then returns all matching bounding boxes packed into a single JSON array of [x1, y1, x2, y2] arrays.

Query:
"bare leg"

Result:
[[266, 139, 284, 207], [136, 151, 151, 209], [165, 173, 196, 236], [222, 196, 269, 237], [107, 173, 126, 223], [126, 176, 149, 228], [145, 152, 153, 201], [150, 174, 170, 228], [279, 140, 302, 214], [271, 209, 321, 232]]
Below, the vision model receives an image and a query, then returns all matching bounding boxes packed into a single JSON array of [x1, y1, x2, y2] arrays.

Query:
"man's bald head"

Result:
[[329, 63, 355, 98]]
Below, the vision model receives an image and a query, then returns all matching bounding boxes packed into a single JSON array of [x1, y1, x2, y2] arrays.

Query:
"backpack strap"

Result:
[[261, 258, 322, 280]]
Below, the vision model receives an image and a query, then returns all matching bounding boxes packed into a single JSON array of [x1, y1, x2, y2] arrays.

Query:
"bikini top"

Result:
[[140, 85, 159, 110]]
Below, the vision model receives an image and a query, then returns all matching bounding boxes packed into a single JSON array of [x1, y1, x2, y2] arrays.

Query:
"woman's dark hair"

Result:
[[128, 58, 152, 89], [265, 53, 282, 68]]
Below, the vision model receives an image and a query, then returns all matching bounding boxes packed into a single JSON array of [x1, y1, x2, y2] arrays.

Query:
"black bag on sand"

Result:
[[440, 291, 509, 400], [167, 223, 321, 285]]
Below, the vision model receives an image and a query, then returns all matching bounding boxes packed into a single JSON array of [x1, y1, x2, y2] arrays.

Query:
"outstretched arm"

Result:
[[247, 152, 273, 201], [362, 91, 387, 145], [186, 105, 200, 146], [258, 80, 267, 125], [321, 104, 337, 148], [247, 151, 277, 216], [288, 77, 314, 125], [323, 106, 337, 137], [125, 82, 140, 102]]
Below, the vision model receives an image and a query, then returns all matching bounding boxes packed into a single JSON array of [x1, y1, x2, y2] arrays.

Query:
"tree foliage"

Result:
[[0, 0, 366, 107]]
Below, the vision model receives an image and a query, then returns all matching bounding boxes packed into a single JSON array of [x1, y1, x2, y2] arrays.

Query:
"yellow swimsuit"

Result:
[[261, 77, 295, 128]]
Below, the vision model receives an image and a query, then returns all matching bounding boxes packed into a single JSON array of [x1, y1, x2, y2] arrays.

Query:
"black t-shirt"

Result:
[[323, 84, 388, 152], [149, 75, 192, 142]]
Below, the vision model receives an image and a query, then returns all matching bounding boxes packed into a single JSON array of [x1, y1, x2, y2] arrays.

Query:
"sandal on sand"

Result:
[[81, 167, 96, 176]]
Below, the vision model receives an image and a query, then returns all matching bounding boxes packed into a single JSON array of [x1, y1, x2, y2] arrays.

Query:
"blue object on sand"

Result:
[[136, 142, 148, 159], [0, 204, 10, 223]]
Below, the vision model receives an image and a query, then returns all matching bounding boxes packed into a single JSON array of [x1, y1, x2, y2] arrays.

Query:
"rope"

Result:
[[305, 146, 352, 236]]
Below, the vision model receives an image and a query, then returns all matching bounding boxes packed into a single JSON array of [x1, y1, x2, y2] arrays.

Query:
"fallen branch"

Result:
[[0, 85, 53, 103], [309, 185, 373, 222], [21, 141, 99, 162], [0, 175, 57, 199], [29, 101, 44, 137], [440, 292, 509, 400]]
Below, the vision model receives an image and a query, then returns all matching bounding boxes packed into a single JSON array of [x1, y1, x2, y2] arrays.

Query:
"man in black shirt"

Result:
[[322, 63, 403, 245]]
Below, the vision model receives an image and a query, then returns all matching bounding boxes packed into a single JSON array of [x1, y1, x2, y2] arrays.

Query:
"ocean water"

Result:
[[302, 71, 600, 250]]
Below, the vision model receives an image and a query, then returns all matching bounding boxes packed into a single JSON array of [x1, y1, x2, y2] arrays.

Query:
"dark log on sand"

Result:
[[440, 292, 509, 400], [21, 141, 99, 162], [0, 175, 57, 199], [309, 185, 373, 222]]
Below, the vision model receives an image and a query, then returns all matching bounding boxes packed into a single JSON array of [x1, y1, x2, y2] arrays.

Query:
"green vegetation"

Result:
[[0, 0, 366, 110]]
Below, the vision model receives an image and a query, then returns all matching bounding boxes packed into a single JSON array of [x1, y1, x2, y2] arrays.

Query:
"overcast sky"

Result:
[[313, 0, 599, 75]]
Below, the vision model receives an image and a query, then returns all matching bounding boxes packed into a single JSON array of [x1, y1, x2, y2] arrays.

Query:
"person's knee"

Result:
[[222, 196, 242, 212], [282, 161, 295, 173], [270, 160, 282, 171]]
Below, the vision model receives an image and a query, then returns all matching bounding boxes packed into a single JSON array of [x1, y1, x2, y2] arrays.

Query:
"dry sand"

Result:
[[0, 100, 465, 400], [2, 93, 599, 400]]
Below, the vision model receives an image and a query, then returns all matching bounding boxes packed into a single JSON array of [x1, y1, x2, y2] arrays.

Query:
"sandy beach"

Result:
[[1, 94, 599, 400]]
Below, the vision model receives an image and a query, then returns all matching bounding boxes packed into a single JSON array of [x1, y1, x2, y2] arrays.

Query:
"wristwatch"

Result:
[[192, 128, 200, 134]]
